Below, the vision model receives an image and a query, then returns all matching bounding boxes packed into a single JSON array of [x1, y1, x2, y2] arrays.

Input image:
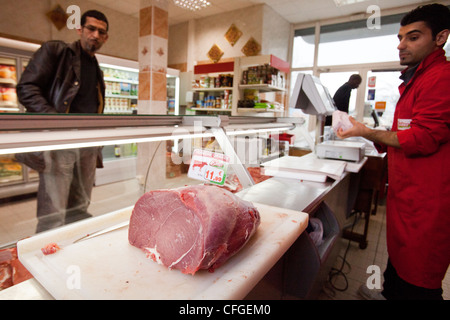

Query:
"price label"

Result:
[[204, 166, 225, 184], [187, 149, 229, 186]]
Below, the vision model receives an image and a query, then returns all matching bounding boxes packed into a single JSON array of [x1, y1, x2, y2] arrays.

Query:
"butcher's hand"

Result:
[[337, 117, 401, 148], [336, 117, 368, 139]]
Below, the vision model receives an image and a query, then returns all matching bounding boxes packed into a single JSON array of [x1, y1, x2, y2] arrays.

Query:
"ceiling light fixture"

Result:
[[173, 0, 211, 11], [333, 0, 369, 7]]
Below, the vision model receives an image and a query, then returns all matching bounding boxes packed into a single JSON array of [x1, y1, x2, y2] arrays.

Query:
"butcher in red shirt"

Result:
[[338, 4, 450, 300]]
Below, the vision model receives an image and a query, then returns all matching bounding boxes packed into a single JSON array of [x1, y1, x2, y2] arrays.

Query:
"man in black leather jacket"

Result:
[[17, 10, 109, 232]]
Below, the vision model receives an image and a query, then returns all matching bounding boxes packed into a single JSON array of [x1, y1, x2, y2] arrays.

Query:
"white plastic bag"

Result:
[[309, 217, 324, 247], [332, 110, 353, 133]]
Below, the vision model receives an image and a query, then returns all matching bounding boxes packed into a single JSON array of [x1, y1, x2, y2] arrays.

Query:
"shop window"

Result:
[[318, 17, 401, 66], [364, 70, 402, 126], [319, 71, 358, 115], [292, 27, 315, 68]]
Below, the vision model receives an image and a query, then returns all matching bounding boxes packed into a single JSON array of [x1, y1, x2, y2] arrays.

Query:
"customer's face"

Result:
[[397, 21, 447, 67], [77, 17, 109, 55]]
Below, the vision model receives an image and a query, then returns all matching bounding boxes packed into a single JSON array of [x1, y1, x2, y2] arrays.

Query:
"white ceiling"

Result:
[[88, 0, 435, 26]]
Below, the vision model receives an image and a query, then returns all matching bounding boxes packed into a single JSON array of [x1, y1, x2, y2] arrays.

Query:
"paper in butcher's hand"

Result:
[[332, 110, 353, 133]]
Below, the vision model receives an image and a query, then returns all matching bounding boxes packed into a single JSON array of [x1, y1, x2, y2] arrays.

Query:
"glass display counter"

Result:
[[0, 114, 299, 248], [0, 114, 368, 300]]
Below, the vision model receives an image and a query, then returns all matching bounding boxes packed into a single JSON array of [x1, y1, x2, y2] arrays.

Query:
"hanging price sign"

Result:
[[187, 149, 230, 186]]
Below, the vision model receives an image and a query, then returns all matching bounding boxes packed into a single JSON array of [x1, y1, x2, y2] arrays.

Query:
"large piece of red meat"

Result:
[[128, 185, 260, 275]]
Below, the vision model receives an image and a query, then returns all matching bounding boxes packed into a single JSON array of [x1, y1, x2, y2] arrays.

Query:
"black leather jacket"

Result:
[[17, 40, 105, 114]]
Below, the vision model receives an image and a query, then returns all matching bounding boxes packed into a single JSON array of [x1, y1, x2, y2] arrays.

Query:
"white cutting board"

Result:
[[17, 203, 308, 300]]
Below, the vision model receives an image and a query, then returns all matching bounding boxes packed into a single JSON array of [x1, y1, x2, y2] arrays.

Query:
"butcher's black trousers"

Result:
[[382, 259, 443, 300]]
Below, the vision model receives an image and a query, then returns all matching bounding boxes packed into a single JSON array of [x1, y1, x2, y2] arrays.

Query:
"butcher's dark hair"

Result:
[[401, 4, 450, 40], [81, 10, 109, 31]]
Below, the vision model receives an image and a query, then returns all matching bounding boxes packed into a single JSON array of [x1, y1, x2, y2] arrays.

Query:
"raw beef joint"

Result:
[[128, 185, 260, 275]]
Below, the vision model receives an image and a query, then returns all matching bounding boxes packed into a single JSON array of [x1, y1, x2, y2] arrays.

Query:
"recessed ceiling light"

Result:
[[173, 0, 211, 11], [333, 0, 370, 7]]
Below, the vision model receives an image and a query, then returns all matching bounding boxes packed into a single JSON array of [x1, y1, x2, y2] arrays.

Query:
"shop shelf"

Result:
[[239, 84, 285, 92]]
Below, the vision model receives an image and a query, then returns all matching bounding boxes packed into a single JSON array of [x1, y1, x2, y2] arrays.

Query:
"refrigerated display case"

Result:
[[0, 114, 352, 300], [96, 62, 181, 184], [0, 38, 34, 111], [96, 58, 182, 185], [0, 38, 184, 192], [0, 57, 19, 113], [100, 64, 139, 115], [167, 68, 180, 115], [0, 38, 37, 198]]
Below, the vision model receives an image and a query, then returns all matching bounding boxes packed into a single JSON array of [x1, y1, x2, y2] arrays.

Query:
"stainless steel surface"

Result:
[[237, 177, 334, 213], [0, 114, 185, 131], [0, 114, 301, 132]]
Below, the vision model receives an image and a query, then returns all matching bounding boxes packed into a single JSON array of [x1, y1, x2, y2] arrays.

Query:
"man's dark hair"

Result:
[[401, 4, 450, 39], [349, 74, 362, 82], [81, 10, 109, 31]]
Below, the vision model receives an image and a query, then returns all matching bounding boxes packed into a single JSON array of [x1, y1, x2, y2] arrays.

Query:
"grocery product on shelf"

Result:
[[0, 62, 19, 112], [0, 155, 23, 184], [101, 65, 138, 114], [192, 74, 233, 89], [0, 65, 16, 81], [241, 63, 284, 88], [194, 90, 232, 110]]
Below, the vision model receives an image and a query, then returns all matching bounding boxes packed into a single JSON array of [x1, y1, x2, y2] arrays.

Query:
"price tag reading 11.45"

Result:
[[187, 149, 230, 186], [204, 166, 225, 184]]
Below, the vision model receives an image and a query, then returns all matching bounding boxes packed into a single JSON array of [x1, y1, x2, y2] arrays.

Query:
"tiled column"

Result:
[[138, 0, 169, 114], [137, 0, 169, 190]]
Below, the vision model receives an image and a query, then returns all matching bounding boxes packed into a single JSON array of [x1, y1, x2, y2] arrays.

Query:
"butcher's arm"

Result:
[[336, 117, 401, 148]]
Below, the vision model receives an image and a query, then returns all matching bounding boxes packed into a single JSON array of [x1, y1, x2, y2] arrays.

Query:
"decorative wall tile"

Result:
[[141, 0, 168, 11], [139, 6, 152, 37], [224, 24, 242, 47], [138, 35, 152, 72], [153, 6, 168, 39], [137, 99, 152, 114], [138, 72, 151, 100], [151, 35, 168, 73], [242, 37, 261, 56], [193, 6, 263, 62], [46, 5, 68, 30], [151, 72, 168, 101], [207, 44, 224, 63], [151, 100, 168, 114]]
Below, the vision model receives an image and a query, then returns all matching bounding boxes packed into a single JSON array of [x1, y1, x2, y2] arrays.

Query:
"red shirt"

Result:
[[384, 49, 450, 289]]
